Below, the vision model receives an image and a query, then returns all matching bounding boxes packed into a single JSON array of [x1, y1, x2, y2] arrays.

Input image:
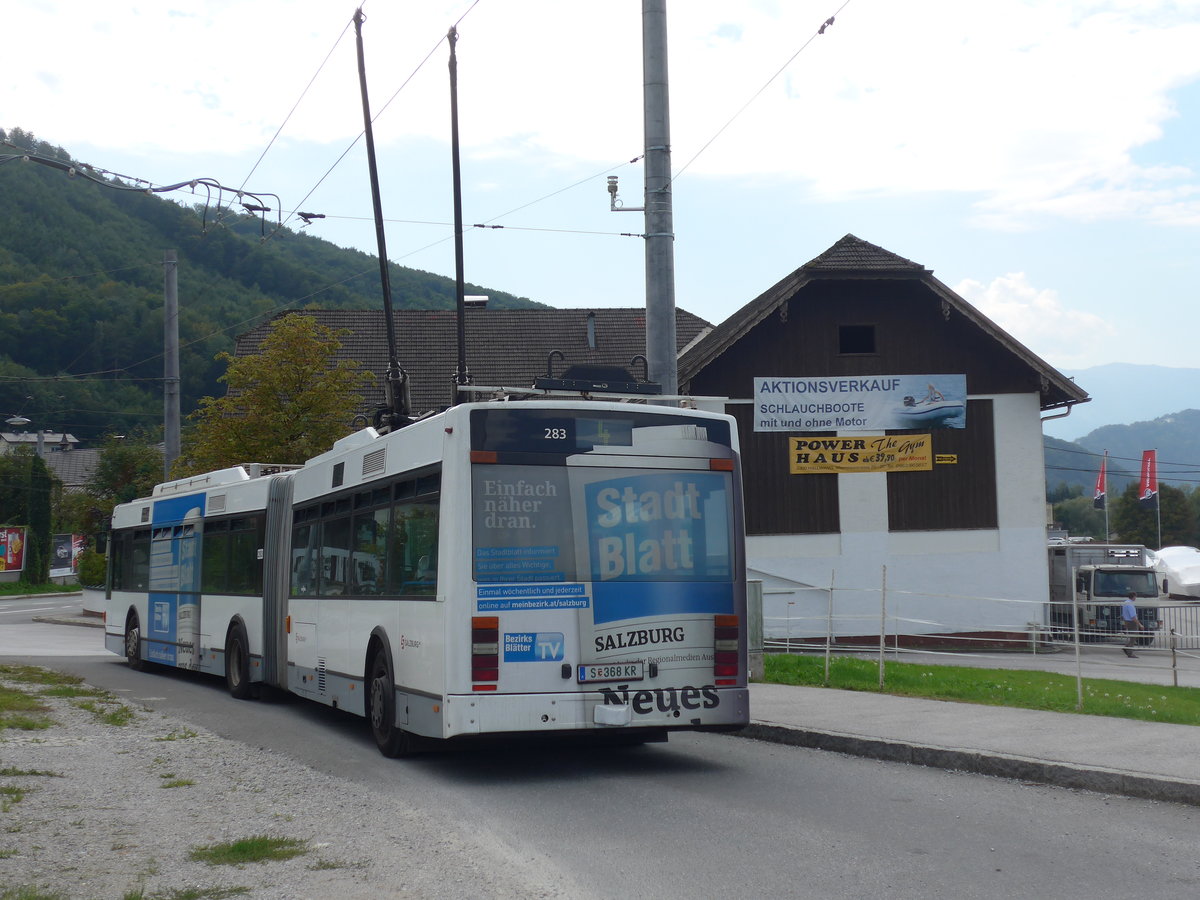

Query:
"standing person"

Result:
[[1122, 592, 1143, 658]]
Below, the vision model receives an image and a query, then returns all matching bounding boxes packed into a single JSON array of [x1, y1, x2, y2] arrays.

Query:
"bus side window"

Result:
[[320, 516, 351, 597], [202, 520, 229, 594], [395, 499, 439, 597], [227, 517, 261, 595], [291, 522, 319, 596], [351, 507, 389, 595]]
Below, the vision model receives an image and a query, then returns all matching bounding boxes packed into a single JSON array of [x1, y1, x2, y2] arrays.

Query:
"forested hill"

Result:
[[0, 127, 544, 443]]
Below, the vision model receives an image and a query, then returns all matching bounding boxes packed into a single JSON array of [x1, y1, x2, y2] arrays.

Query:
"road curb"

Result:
[[31, 614, 103, 629], [739, 721, 1200, 807]]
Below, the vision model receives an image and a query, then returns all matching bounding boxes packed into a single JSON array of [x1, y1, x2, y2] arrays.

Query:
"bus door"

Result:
[[147, 496, 205, 669]]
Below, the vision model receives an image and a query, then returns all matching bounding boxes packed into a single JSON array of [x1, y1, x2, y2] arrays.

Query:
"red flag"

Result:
[[1139, 450, 1158, 509], [1093, 453, 1107, 510]]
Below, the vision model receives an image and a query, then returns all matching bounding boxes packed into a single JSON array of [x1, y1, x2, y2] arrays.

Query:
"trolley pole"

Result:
[[163, 250, 180, 478], [642, 0, 678, 401]]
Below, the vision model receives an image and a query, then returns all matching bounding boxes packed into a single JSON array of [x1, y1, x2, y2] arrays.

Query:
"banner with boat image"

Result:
[[754, 374, 966, 432]]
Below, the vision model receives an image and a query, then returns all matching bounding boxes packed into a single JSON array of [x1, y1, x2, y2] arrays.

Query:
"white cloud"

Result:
[[954, 273, 1117, 368], [8, 1, 1200, 230]]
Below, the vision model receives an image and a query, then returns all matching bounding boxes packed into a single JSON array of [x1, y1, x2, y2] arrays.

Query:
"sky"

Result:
[[8, 0, 1200, 378]]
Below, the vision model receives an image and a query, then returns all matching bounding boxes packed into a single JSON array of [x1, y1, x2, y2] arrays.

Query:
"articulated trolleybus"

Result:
[[104, 400, 749, 755]]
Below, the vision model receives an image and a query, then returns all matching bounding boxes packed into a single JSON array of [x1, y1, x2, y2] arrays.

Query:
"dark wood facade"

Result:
[[681, 235, 1087, 536]]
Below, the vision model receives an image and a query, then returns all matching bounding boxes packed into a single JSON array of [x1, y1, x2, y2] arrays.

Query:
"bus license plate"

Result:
[[578, 662, 644, 684]]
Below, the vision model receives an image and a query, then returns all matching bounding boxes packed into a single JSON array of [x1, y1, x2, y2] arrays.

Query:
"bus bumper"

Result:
[[435, 685, 749, 739]]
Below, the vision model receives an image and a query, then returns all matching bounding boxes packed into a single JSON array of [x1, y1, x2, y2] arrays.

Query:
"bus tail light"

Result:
[[472, 615, 499, 689], [714, 614, 739, 683]]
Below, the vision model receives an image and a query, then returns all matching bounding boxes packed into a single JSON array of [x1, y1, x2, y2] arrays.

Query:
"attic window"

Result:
[[838, 325, 876, 355]]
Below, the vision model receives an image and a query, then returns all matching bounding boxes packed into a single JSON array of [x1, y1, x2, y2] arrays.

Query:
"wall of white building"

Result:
[[749, 393, 1050, 641]]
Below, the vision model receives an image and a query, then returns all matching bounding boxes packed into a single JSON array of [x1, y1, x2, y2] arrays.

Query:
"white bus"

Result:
[[104, 400, 748, 755]]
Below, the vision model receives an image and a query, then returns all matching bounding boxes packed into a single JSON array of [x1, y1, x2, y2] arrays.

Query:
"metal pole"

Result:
[[353, 8, 408, 425], [1072, 569, 1083, 711], [642, 0, 678, 401], [447, 27, 471, 403], [163, 250, 180, 478], [1171, 628, 1178, 688], [824, 570, 835, 686], [878, 565, 887, 689], [1102, 449, 1109, 540]]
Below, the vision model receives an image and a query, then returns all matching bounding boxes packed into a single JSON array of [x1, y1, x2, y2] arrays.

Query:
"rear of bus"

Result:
[[452, 403, 748, 741]]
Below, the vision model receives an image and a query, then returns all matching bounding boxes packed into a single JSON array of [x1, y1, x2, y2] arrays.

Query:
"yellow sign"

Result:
[[935, 454, 958, 465], [789, 435, 933, 474]]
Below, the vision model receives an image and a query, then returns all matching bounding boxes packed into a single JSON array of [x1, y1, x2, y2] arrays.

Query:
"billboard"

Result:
[[754, 375, 967, 432], [50, 534, 86, 578], [0, 526, 26, 573], [789, 435, 933, 474]]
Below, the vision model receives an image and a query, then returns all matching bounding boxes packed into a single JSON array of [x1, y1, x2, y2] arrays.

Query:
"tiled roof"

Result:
[[234, 307, 711, 415], [679, 234, 1088, 410], [41, 448, 101, 491], [802, 233, 929, 275]]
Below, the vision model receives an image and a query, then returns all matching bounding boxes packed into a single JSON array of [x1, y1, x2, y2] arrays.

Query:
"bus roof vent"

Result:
[[209, 494, 227, 514], [363, 448, 386, 477]]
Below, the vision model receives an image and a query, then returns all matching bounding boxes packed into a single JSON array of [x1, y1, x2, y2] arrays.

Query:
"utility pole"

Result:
[[164, 250, 180, 477], [642, 0, 678, 401]]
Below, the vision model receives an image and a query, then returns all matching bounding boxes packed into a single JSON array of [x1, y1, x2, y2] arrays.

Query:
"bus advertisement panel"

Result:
[[470, 410, 742, 727]]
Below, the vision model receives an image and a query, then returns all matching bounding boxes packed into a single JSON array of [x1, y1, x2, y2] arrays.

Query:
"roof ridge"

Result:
[[802, 233, 929, 273]]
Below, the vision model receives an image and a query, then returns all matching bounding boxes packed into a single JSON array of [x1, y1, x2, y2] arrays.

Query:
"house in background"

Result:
[[0, 432, 99, 492], [234, 306, 711, 417], [1, 431, 78, 455], [679, 234, 1089, 643]]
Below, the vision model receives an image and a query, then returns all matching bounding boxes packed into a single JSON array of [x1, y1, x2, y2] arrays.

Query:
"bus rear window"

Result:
[[472, 465, 733, 585], [470, 408, 731, 455]]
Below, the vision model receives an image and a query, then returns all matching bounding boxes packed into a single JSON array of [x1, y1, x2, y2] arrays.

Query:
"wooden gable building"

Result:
[[679, 234, 1089, 641]]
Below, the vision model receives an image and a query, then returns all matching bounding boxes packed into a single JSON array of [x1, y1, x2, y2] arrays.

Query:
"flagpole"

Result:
[[1156, 447, 1162, 549], [1103, 450, 1109, 540]]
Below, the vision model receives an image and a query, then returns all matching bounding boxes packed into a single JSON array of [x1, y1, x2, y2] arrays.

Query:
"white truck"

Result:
[[1047, 541, 1161, 640]]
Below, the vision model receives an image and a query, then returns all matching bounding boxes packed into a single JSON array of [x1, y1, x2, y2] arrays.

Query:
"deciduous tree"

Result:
[[176, 314, 371, 474]]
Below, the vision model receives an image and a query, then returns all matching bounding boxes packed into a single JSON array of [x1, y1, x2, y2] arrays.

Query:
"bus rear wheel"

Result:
[[124, 613, 146, 671], [225, 623, 254, 700], [368, 652, 411, 758]]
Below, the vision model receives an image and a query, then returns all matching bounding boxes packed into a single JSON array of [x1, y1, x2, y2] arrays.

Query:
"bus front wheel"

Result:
[[124, 613, 146, 671], [368, 652, 410, 758], [225, 623, 254, 700]]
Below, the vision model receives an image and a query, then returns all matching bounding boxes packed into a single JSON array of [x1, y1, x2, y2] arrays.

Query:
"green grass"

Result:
[[153, 729, 199, 742], [0, 681, 52, 732], [0, 666, 132, 730], [71, 698, 136, 727], [188, 836, 309, 867], [1, 785, 31, 812], [0, 767, 61, 778], [763, 653, 1200, 725], [0, 665, 84, 688], [0, 582, 77, 597], [0, 888, 68, 900]]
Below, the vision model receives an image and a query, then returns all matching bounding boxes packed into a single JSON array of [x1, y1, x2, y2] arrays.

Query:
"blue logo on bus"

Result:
[[503, 632, 565, 662]]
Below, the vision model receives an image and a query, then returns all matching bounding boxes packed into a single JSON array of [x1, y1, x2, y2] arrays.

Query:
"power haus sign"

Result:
[[789, 434, 933, 474]]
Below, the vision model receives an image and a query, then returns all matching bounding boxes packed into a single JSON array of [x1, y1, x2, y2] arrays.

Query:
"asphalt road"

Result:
[[5, 600, 1200, 898]]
